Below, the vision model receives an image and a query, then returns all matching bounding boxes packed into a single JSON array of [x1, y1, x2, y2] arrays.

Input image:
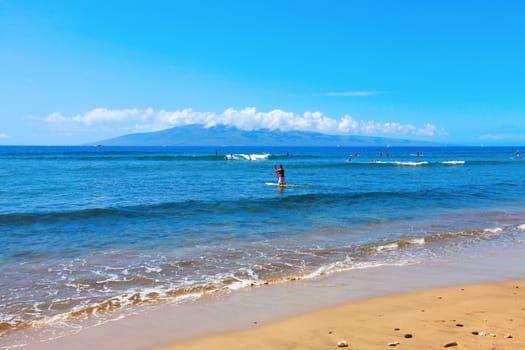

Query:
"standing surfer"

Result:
[[274, 164, 286, 185]]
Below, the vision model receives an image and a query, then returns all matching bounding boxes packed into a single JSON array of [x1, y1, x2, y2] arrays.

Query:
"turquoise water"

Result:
[[1, 146, 524, 347]]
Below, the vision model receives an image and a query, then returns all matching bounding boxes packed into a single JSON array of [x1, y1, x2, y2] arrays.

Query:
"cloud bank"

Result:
[[42, 107, 444, 137]]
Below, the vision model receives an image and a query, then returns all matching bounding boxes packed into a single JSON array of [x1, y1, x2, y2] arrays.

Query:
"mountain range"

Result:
[[94, 125, 443, 147]]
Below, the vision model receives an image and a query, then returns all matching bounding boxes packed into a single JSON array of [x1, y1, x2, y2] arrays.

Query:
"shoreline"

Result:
[[19, 241, 525, 350], [157, 279, 525, 350]]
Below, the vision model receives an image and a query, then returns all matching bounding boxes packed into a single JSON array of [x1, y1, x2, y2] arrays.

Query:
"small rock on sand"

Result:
[[387, 341, 400, 346], [443, 341, 458, 347], [337, 340, 348, 348], [504, 333, 513, 339]]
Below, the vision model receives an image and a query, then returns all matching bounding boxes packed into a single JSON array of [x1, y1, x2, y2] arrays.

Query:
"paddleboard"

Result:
[[265, 182, 309, 187]]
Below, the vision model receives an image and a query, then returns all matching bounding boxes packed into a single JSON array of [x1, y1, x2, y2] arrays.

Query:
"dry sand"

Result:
[[156, 280, 524, 350]]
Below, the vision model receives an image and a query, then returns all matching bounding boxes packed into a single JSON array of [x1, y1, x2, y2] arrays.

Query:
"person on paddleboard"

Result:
[[274, 164, 286, 185]]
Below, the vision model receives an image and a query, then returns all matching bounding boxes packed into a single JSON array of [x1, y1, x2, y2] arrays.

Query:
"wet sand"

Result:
[[157, 280, 524, 350]]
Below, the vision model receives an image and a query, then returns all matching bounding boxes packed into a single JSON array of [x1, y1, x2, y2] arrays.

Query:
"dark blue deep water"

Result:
[[1, 145, 524, 346]]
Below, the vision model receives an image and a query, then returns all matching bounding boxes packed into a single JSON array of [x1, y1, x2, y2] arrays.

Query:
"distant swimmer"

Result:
[[516, 150, 520, 158], [274, 164, 286, 185]]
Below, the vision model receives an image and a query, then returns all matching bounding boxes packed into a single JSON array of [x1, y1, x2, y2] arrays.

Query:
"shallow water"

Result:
[[1, 145, 524, 348]]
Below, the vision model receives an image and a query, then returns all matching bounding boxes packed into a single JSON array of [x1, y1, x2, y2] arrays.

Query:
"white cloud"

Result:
[[42, 107, 443, 138], [45, 112, 67, 123], [323, 91, 381, 97], [0, 133, 9, 139], [156, 108, 216, 128], [43, 108, 154, 125], [71, 108, 145, 125]]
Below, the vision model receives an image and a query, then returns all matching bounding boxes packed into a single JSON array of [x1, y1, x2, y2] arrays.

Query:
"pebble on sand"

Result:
[[387, 341, 400, 346], [337, 340, 348, 348], [443, 341, 458, 347]]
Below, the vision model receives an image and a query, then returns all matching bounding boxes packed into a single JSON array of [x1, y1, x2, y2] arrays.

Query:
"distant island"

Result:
[[92, 125, 444, 147]]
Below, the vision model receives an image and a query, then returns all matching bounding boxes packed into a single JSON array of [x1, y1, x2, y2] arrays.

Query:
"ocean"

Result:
[[1, 145, 524, 349]]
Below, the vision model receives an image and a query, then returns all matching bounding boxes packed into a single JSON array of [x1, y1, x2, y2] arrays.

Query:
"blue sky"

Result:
[[1, 0, 524, 146]]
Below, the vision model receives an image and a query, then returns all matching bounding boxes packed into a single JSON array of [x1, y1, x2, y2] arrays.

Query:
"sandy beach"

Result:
[[156, 280, 524, 350], [16, 244, 525, 350]]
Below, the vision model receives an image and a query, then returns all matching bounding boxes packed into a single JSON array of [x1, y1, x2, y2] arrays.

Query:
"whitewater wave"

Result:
[[1, 221, 522, 343], [224, 153, 270, 160]]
